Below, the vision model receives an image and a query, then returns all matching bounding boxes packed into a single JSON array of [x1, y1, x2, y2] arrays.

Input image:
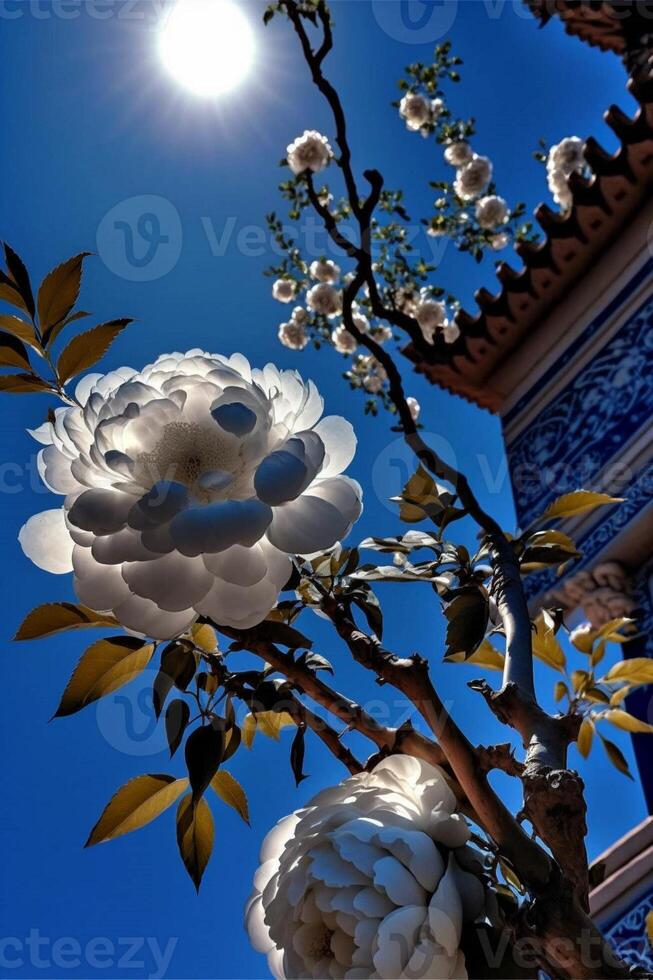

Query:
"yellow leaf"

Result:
[[604, 709, 653, 734], [571, 669, 591, 694], [86, 774, 188, 846], [37, 252, 90, 335], [609, 686, 632, 706], [210, 771, 250, 825], [602, 658, 653, 686], [584, 687, 610, 705], [598, 732, 633, 779], [255, 710, 296, 741], [446, 639, 505, 672], [540, 490, 623, 522], [56, 319, 132, 384], [242, 713, 257, 749], [532, 613, 566, 671], [569, 625, 597, 655], [54, 637, 154, 716], [646, 910, 653, 948], [191, 623, 218, 653], [554, 681, 568, 702], [14, 602, 119, 641], [176, 794, 214, 892], [590, 639, 607, 669], [577, 718, 594, 758]]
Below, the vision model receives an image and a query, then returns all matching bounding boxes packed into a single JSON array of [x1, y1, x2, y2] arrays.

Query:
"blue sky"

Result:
[[0, 2, 646, 978]]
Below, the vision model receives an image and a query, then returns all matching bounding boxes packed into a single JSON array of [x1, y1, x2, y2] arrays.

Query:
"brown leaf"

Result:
[[165, 699, 191, 758], [0, 314, 40, 352], [0, 374, 53, 394], [37, 253, 90, 337], [598, 732, 633, 779], [14, 602, 119, 641], [185, 722, 225, 802], [0, 332, 31, 370], [54, 637, 154, 717], [3, 243, 35, 318], [176, 794, 214, 891], [86, 774, 188, 846], [56, 318, 132, 384]]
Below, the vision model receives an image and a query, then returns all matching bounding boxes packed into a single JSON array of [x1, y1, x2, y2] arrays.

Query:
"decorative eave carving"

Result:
[[403, 76, 653, 412], [543, 560, 637, 628]]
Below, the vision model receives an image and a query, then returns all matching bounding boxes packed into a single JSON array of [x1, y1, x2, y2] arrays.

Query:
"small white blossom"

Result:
[[272, 279, 297, 303], [454, 155, 492, 201], [475, 194, 509, 229], [548, 136, 585, 176], [370, 324, 393, 344], [331, 325, 357, 355], [363, 374, 383, 393], [306, 282, 342, 318], [442, 319, 461, 344], [309, 258, 340, 283], [352, 311, 370, 333], [431, 97, 445, 118], [407, 396, 421, 421], [290, 306, 308, 326], [286, 130, 333, 176], [444, 140, 473, 167], [415, 298, 446, 343], [547, 166, 574, 209], [490, 231, 510, 251], [393, 551, 407, 566], [399, 92, 433, 132], [278, 320, 308, 351]]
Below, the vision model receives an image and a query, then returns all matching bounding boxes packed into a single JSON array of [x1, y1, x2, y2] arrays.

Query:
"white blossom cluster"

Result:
[[397, 288, 460, 347], [287, 130, 333, 176], [247, 755, 491, 979], [546, 136, 586, 210], [398, 92, 444, 137]]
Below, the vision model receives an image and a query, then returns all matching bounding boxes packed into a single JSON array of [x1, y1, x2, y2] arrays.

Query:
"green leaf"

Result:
[[598, 732, 633, 779], [540, 490, 623, 523], [14, 602, 119, 641], [602, 658, 653, 686], [185, 721, 225, 802], [56, 318, 132, 384], [165, 699, 191, 758], [444, 588, 488, 660], [54, 637, 154, 717], [210, 770, 250, 824], [85, 774, 188, 846], [577, 717, 594, 758], [37, 252, 90, 338], [176, 794, 214, 892], [603, 709, 653, 734]]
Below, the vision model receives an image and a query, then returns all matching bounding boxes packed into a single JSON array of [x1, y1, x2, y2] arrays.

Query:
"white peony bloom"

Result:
[[272, 279, 298, 304], [279, 321, 309, 351], [474, 195, 509, 230], [307, 283, 342, 318], [444, 141, 473, 167], [287, 131, 333, 176], [442, 320, 461, 344], [310, 259, 341, 283], [453, 156, 492, 201], [332, 325, 357, 355], [399, 93, 433, 132], [407, 396, 421, 422], [415, 299, 446, 344], [246, 755, 489, 980], [547, 136, 585, 176], [19, 351, 362, 638]]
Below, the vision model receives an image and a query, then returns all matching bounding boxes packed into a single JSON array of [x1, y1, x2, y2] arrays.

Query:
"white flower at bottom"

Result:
[[19, 351, 362, 638], [287, 131, 333, 176], [246, 755, 489, 979]]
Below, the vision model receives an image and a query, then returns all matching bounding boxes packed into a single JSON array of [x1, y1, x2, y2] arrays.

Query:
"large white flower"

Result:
[[287, 131, 333, 176], [19, 351, 362, 638], [246, 756, 489, 979]]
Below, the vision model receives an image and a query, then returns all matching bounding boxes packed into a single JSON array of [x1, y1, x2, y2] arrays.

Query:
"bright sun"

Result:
[[159, 0, 255, 98]]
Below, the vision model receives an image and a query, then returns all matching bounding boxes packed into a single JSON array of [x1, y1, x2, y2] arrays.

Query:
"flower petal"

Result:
[[19, 508, 74, 574]]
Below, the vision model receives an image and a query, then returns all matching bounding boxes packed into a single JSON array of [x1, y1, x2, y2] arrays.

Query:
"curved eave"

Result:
[[405, 76, 653, 412]]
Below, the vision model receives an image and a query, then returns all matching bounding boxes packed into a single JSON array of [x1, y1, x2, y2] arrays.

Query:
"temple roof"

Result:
[[525, 1, 630, 57], [404, 76, 653, 412]]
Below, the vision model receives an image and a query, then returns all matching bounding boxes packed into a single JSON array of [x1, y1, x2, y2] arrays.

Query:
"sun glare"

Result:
[[159, 0, 255, 98]]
